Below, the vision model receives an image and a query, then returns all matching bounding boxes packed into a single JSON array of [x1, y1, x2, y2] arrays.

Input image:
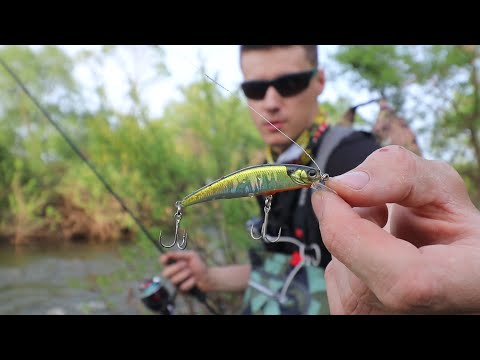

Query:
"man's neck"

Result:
[[270, 128, 310, 157], [270, 144, 288, 157]]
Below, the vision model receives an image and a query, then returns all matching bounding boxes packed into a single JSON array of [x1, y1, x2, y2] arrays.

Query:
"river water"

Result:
[[0, 241, 160, 315]]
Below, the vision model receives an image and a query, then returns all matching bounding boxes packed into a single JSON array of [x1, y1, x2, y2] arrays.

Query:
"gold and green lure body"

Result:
[[160, 164, 328, 249], [179, 164, 325, 208]]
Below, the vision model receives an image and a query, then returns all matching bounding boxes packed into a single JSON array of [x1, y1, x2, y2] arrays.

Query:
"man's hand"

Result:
[[160, 251, 210, 292], [312, 145, 480, 314]]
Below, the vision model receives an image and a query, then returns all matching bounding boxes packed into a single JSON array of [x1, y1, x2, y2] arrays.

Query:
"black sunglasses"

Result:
[[241, 68, 317, 100]]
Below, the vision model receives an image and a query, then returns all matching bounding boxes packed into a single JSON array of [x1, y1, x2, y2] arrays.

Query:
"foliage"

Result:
[[3, 45, 479, 314], [333, 45, 480, 206], [0, 45, 263, 313]]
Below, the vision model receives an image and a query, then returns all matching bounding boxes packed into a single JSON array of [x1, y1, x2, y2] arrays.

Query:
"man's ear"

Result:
[[313, 69, 325, 96]]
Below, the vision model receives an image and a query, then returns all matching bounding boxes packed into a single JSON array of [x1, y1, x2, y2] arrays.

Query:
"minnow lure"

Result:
[[160, 164, 329, 249], [179, 164, 325, 208]]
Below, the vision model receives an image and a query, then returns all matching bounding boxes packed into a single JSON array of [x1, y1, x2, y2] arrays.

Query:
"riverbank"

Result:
[[1, 194, 137, 245]]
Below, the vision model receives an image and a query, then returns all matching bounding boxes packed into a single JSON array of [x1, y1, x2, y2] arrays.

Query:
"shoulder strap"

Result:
[[297, 125, 355, 207], [314, 125, 355, 172]]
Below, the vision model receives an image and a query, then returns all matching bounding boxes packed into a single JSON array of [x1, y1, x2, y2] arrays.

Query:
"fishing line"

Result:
[[0, 56, 220, 315], [178, 51, 326, 178], [0, 57, 164, 253]]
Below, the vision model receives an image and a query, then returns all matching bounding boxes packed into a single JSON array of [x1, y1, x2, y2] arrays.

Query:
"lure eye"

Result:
[[308, 169, 317, 178]]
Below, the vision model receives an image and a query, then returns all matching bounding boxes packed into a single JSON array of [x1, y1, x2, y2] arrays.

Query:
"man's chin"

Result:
[[263, 132, 292, 144]]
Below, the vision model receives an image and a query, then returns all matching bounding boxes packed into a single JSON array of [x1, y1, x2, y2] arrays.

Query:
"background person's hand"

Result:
[[159, 250, 210, 292], [312, 145, 480, 314]]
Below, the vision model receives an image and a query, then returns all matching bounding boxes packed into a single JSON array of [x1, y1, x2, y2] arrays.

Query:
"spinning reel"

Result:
[[139, 276, 177, 315]]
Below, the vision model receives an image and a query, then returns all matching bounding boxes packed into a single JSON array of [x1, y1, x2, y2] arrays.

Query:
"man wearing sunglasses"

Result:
[[160, 45, 380, 314]]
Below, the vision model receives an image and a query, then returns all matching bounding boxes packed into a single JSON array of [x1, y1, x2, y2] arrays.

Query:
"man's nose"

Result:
[[262, 85, 282, 108]]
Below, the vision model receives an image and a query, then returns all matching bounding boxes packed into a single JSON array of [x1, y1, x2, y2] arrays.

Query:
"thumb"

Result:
[[326, 145, 469, 209], [311, 187, 418, 294]]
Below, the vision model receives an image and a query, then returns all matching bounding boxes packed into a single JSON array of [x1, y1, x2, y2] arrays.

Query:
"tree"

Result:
[[332, 45, 480, 205]]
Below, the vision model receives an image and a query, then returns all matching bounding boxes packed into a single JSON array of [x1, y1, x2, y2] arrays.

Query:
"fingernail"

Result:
[[311, 190, 326, 220], [334, 171, 370, 190]]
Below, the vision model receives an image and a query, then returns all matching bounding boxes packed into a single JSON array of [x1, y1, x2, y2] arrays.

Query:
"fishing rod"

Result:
[[0, 56, 220, 315]]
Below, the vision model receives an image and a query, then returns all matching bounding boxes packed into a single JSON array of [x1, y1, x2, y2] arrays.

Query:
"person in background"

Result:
[[160, 45, 380, 314]]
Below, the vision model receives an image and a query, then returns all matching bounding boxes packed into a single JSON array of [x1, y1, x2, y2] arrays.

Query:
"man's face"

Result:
[[240, 46, 325, 153]]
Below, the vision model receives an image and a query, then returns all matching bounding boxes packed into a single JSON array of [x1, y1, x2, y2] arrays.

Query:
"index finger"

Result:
[[326, 145, 473, 210], [312, 189, 420, 297], [160, 250, 195, 265]]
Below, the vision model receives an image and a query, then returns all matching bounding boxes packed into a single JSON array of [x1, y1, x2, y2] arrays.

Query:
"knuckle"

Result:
[[389, 145, 415, 173], [368, 145, 416, 185], [432, 159, 464, 185]]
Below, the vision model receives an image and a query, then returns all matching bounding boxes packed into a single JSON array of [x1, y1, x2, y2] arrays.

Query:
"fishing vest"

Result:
[[241, 125, 355, 315]]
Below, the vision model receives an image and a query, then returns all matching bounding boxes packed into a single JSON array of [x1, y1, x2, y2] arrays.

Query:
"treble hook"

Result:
[[159, 202, 188, 250], [250, 195, 281, 243]]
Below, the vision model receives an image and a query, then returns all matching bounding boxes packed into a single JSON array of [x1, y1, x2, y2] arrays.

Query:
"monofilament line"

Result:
[[178, 53, 325, 176]]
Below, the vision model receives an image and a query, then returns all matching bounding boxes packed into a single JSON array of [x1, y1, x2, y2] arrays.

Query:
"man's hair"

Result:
[[239, 45, 318, 67]]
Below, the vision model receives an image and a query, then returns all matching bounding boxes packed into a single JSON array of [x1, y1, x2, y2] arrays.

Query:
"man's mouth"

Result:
[[264, 121, 284, 132]]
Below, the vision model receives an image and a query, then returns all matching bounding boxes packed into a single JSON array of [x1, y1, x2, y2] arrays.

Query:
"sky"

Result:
[[60, 45, 379, 122]]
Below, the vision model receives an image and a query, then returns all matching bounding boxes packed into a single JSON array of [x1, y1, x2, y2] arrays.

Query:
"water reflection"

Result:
[[0, 241, 147, 315]]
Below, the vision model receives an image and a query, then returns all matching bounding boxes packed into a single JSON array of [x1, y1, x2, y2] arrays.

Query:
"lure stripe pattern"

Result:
[[180, 164, 319, 208]]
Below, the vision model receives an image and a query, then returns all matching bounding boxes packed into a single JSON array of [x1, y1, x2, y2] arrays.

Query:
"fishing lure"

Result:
[[160, 62, 334, 250], [160, 164, 329, 249]]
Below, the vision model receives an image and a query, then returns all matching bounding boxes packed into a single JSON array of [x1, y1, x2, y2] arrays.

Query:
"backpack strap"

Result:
[[298, 125, 355, 207], [314, 125, 355, 173]]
